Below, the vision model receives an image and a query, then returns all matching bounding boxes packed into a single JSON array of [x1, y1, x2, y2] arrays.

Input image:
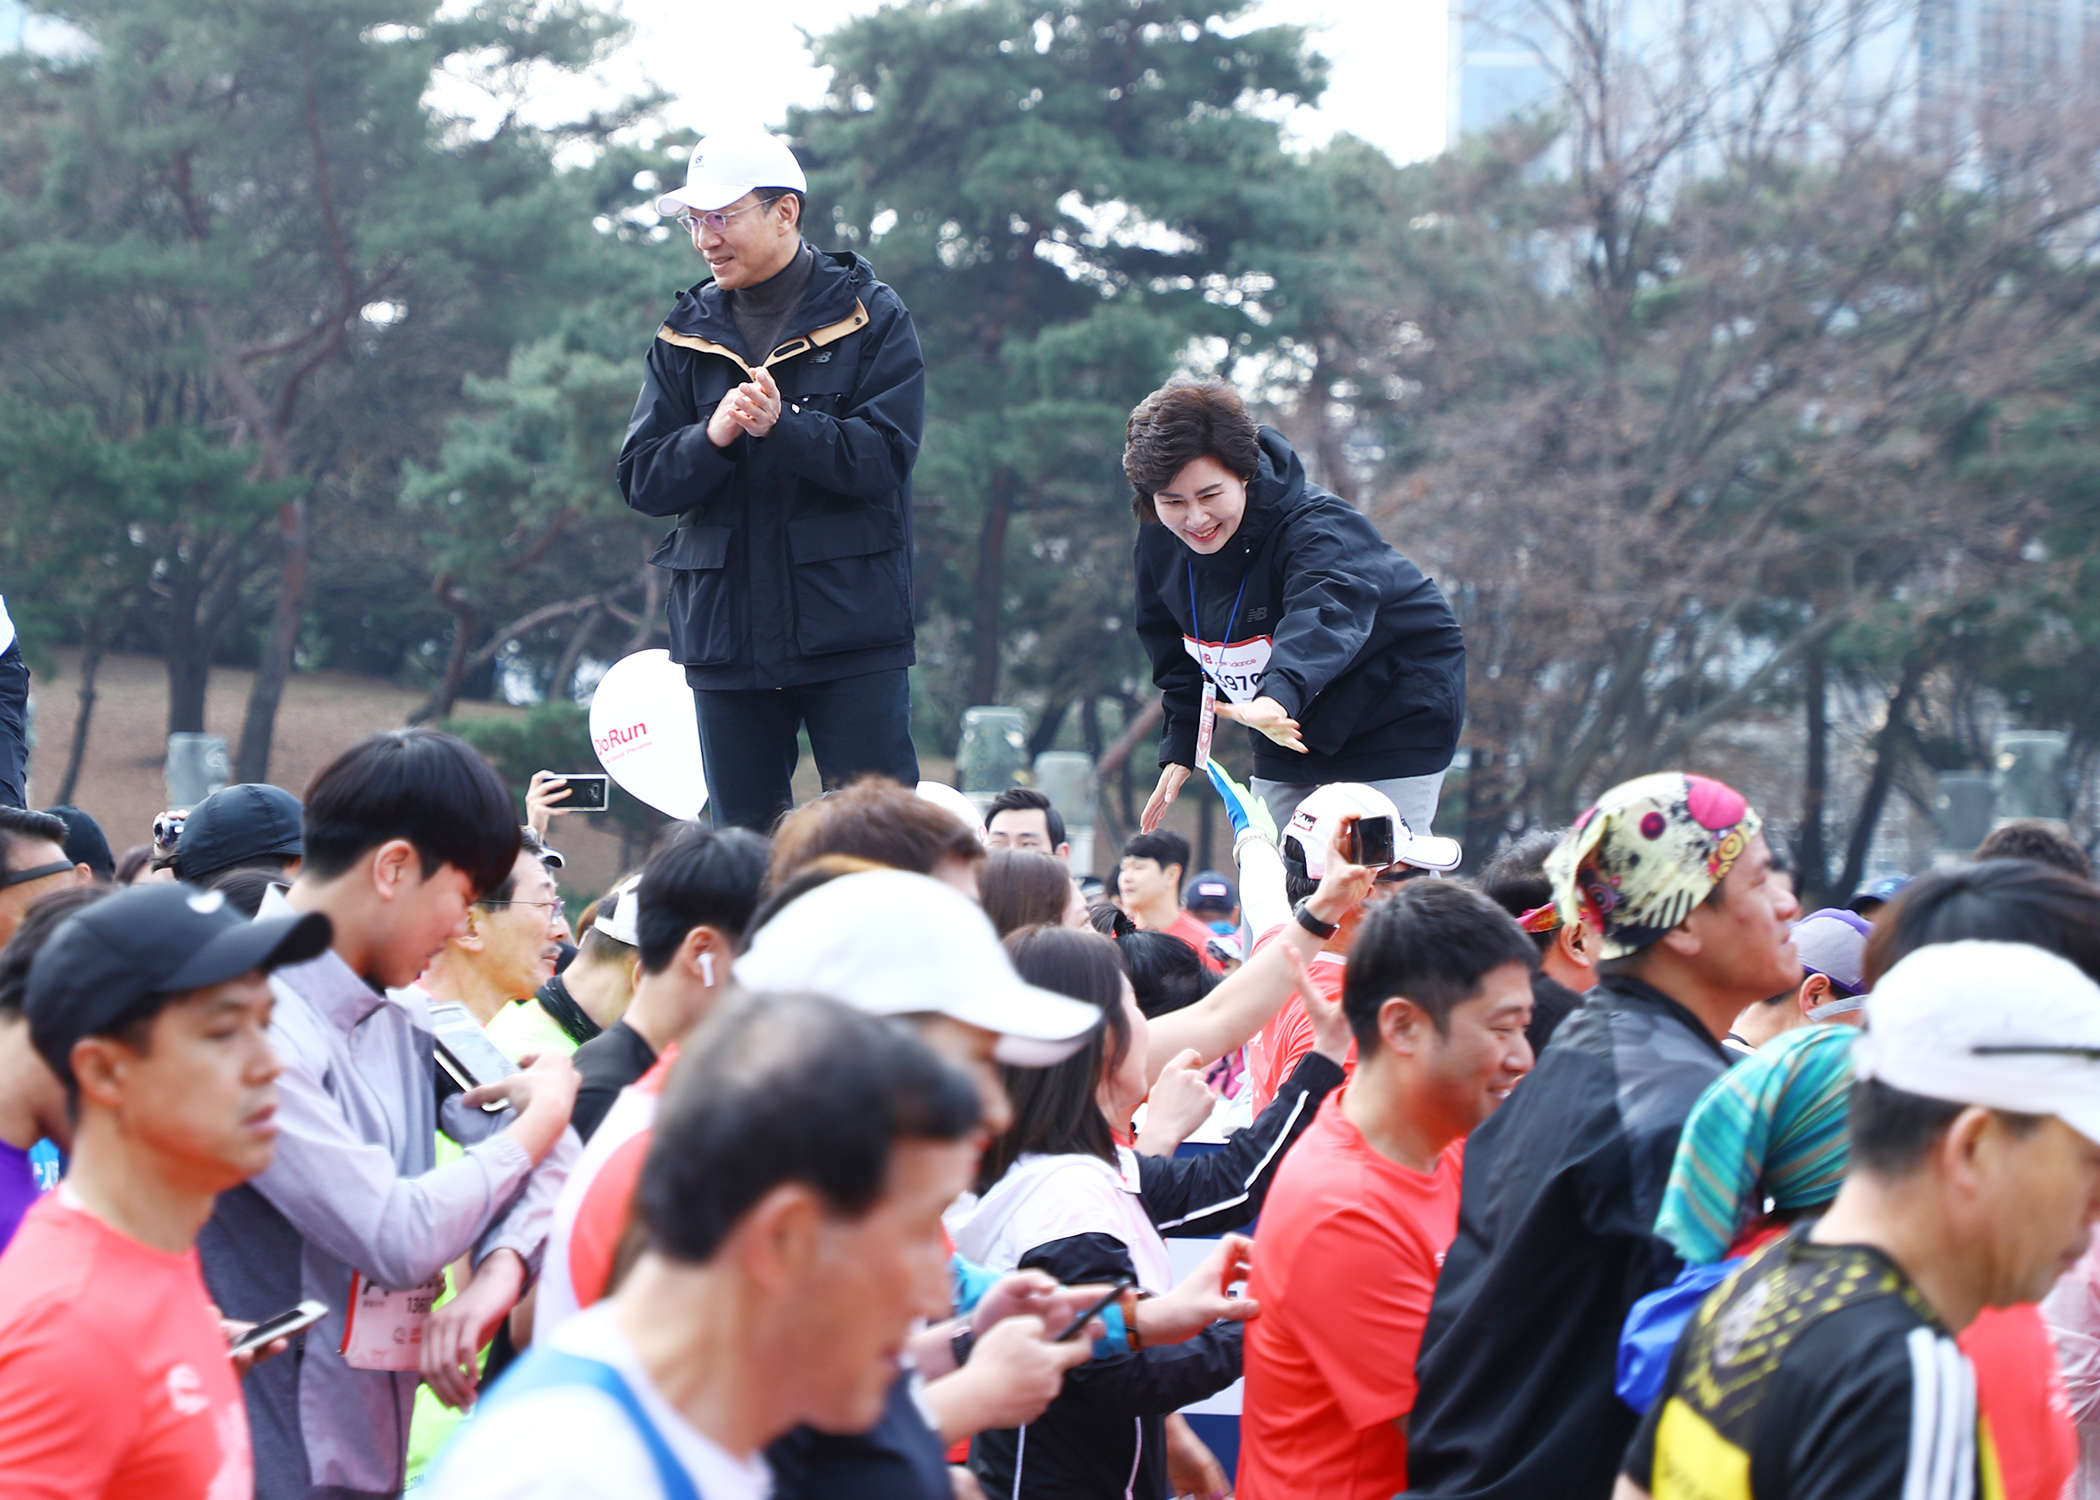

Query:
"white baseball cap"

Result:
[[1282, 782, 1463, 878], [655, 128, 809, 218], [734, 869, 1102, 1066], [1855, 940, 2100, 1146], [593, 873, 643, 949]]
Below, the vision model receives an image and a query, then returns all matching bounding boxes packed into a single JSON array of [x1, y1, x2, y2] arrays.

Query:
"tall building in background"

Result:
[[1445, 0, 2096, 149], [1445, 2, 1555, 143]]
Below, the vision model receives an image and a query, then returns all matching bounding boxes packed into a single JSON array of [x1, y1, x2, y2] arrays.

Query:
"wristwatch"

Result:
[[1293, 899, 1339, 940], [949, 1325, 974, 1369], [1119, 1287, 1145, 1351]]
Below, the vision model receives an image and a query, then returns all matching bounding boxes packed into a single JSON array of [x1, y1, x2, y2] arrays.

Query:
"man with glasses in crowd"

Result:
[[619, 125, 927, 833]]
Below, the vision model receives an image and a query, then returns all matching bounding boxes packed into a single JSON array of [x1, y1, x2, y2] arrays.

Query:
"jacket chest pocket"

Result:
[[787, 510, 910, 657], [649, 524, 738, 667], [777, 342, 859, 415]]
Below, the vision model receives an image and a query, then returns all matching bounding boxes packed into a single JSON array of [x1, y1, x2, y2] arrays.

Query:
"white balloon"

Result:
[[916, 780, 985, 840], [588, 650, 708, 820]]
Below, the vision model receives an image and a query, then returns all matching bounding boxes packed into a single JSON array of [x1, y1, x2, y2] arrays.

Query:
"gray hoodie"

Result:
[[199, 890, 577, 1499]]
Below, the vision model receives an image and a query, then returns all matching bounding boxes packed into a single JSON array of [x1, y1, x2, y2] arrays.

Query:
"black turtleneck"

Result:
[[728, 240, 815, 364]]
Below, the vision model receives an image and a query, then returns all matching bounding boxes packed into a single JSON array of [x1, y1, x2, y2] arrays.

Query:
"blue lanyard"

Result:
[[1188, 560, 1253, 687]]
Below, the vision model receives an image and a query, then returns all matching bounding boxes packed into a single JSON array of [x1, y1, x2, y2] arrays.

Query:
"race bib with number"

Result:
[[1181, 634, 1274, 706], [339, 1270, 444, 1371]]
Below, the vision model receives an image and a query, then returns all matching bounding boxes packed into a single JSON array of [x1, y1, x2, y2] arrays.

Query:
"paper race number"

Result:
[[1181, 634, 1273, 706], [339, 1270, 444, 1372]]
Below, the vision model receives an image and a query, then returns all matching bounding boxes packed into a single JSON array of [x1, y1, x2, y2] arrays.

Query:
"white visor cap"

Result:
[[656, 128, 808, 218], [1283, 782, 1463, 878], [593, 872, 644, 948], [733, 869, 1102, 1067], [1855, 940, 2100, 1147]]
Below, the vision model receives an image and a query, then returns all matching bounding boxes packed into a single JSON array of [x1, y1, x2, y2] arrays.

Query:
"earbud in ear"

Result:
[[701, 952, 716, 988]]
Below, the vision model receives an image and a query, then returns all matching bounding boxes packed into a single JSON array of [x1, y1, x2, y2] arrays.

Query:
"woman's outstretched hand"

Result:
[[1141, 763, 1192, 831], [1215, 695, 1305, 753]]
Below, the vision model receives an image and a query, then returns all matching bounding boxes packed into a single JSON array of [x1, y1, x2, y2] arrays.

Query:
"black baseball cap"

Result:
[[41, 805, 114, 882], [1182, 870, 1238, 915], [26, 882, 331, 1083], [174, 783, 304, 884], [1847, 873, 1913, 913]]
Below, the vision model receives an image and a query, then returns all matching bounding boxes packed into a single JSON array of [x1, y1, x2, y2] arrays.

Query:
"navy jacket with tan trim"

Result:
[[618, 248, 925, 689]]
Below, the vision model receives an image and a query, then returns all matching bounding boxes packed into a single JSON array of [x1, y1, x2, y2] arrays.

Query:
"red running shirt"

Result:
[[1238, 1092, 1463, 1500], [1245, 926, 1351, 1114], [0, 1193, 251, 1500], [1962, 1302, 2077, 1500], [1160, 911, 1227, 972]]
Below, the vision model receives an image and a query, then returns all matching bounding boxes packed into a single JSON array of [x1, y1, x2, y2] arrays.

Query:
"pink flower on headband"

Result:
[[1684, 776, 1748, 833]]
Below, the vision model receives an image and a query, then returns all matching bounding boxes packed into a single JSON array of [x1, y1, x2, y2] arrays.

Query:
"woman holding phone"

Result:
[[953, 925, 1350, 1500], [1126, 381, 1466, 839]]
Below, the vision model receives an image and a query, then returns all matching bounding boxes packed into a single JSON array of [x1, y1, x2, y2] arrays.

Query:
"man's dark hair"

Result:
[[207, 866, 286, 918], [299, 729, 518, 897], [1121, 829, 1191, 882], [979, 927, 1130, 1191], [638, 990, 979, 1263], [1849, 1077, 2043, 1178], [574, 924, 636, 968], [980, 849, 1076, 938], [0, 885, 112, 1021], [1476, 831, 1562, 955], [1118, 929, 1219, 1019], [1342, 881, 1538, 1049], [0, 807, 70, 883], [768, 777, 982, 891], [1123, 381, 1263, 522], [984, 787, 1066, 849], [1974, 821, 2093, 881], [637, 823, 771, 976], [1864, 859, 2100, 986], [756, 186, 804, 224], [478, 827, 549, 907], [41, 806, 113, 882]]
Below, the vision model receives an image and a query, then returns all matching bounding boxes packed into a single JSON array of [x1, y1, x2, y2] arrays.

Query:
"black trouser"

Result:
[[693, 668, 919, 833], [0, 645, 27, 810]]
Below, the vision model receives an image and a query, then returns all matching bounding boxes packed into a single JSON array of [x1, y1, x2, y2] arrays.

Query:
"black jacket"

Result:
[[618, 249, 926, 689], [1405, 975, 1732, 1500], [966, 1050, 1343, 1500], [1134, 427, 1465, 783]]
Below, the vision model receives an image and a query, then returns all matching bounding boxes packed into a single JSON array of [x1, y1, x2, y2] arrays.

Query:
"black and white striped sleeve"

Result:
[[1133, 1050, 1343, 1238], [1775, 1314, 1985, 1500]]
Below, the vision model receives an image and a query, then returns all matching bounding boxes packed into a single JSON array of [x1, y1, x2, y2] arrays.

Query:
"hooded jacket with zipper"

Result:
[[953, 1049, 1343, 1500], [1134, 426, 1464, 784], [617, 248, 925, 690]]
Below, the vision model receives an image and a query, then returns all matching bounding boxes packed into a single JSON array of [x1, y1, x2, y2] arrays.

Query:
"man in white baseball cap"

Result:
[[1619, 940, 2100, 1500], [620, 123, 929, 834]]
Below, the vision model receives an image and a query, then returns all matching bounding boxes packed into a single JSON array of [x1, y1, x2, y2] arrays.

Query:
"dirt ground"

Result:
[[25, 648, 637, 902]]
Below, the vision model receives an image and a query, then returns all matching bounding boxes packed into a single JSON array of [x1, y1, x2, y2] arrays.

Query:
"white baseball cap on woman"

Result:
[[655, 128, 808, 217]]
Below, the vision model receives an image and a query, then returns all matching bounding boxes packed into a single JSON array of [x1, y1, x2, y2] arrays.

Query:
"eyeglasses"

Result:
[[478, 898, 564, 915], [677, 201, 768, 237]]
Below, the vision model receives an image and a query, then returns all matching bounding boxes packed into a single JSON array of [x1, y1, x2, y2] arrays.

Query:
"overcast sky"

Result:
[[562, 0, 1450, 166]]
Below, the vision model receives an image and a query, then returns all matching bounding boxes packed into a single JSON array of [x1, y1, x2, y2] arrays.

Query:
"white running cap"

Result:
[[1283, 782, 1463, 878], [735, 869, 1102, 1067], [592, 872, 643, 949], [1855, 940, 2100, 1146], [655, 128, 808, 217]]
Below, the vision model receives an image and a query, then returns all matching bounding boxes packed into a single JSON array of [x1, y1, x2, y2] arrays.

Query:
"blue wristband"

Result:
[[1089, 1301, 1132, 1360]]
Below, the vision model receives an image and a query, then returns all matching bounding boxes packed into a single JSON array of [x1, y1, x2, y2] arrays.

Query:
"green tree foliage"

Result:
[[0, 0, 638, 774]]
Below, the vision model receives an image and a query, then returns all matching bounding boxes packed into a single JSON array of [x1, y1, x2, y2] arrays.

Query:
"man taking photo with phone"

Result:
[[620, 126, 927, 833], [0, 881, 331, 1498]]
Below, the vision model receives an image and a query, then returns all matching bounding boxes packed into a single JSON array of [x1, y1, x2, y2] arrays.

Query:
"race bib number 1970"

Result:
[[1181, 634, 1274, 706]]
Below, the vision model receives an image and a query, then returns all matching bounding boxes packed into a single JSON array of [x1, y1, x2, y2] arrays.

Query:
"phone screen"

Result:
[[1355, 815, 1397, 868], [230, 1299, 328, 1357], [558, 774, 610, 812], [430, 1001, 519, 1111], [1055, 1277, 1136, 1342]]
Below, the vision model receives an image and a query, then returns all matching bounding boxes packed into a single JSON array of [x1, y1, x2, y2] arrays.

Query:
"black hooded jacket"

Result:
[[617, 249, 925, 689], [1134, 427, 1465, 784]]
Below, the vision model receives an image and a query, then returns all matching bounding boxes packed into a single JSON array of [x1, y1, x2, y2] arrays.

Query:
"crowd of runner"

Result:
[[0, 735, 2095, 1500]]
